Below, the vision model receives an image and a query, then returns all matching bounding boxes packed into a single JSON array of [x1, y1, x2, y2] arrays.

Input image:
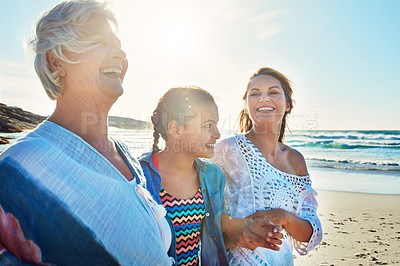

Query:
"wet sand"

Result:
[[294, 190, 400, 265]]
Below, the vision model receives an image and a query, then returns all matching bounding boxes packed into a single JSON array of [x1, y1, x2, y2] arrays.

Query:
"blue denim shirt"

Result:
[[139, 151, 229, 266]]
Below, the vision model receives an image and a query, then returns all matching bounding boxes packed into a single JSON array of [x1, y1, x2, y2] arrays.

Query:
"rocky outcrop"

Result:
[[0, 103, 47, 133], [0, 136, 14, 144], [0, 103, 151, 134]]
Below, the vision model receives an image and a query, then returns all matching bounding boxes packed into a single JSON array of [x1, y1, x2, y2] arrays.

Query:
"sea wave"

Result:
[[291, 141, 400, 150], [307, 158, 400, 171], [291, 134, 400, 141], [309, 158, 399, 166]]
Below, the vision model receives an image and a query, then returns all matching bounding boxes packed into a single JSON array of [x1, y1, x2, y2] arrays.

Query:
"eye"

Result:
[[249, 91, 260, 97], [205, 124, 212, 129], [268, 90, 279, 96], [87, 36, 104, 46], [99, 38, 110, 46], [87, 34, 112, 47]]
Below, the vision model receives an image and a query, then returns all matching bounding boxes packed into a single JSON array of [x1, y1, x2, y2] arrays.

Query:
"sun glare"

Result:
[[159, 21, 196, 54], [114, 1, 208, 62]]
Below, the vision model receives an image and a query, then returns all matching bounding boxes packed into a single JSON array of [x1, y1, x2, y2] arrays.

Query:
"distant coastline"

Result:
[[107, 115, 152, 130], [0, 103, 151, 144]]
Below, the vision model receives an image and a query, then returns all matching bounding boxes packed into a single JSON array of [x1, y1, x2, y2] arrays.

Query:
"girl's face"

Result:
[[178, 103, 220, 159], [246, 75, 290, 128]]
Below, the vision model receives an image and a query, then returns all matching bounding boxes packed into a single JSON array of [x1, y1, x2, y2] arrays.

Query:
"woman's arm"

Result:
[[0, 204, 46, 265], [248, 148, 321, 245], [247, 208, 313, 242]]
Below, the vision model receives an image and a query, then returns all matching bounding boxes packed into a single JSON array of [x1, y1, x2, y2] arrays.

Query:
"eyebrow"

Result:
[[249, 86, 280, 91], [203, 119, 217, 123]]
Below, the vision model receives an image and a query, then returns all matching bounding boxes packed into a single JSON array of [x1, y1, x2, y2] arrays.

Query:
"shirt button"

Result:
[[203, 189, 207, 193], [212, 237, 217, 241], [221, 259, 226, 263], [205, 213, 210, 217]]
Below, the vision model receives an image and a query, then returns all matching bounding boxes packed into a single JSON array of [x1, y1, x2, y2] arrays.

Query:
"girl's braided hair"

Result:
[[151, 86, 215, 152]]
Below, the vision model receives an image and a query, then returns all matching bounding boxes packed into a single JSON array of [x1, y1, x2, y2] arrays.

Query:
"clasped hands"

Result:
[[222, 210, 285, 251]]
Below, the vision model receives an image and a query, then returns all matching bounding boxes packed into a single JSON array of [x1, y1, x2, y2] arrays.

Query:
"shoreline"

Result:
[[308, 167, 400, 195], [294, 190, 400, 265], [1, 135, 400, 194]]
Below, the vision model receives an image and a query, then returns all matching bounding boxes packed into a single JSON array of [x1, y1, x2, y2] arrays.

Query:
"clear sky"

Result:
[[1, 0, 399, 130]]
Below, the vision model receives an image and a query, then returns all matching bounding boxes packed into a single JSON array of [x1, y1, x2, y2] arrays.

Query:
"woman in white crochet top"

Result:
[[212, 67, 322, 265]]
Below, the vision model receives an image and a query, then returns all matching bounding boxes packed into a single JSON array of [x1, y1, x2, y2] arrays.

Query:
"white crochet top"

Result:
[[212, 134, 322, 266]]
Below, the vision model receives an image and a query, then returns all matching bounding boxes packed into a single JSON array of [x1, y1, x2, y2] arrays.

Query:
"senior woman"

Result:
[[0, 1, 173, 265]]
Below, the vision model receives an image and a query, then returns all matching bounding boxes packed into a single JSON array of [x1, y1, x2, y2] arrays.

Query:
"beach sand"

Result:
[[294, 190, 400, 265]]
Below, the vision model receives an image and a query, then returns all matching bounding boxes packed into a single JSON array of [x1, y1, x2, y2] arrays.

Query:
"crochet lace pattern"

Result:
[[212, 134, 322, 265], [238, 134, 322, 255]]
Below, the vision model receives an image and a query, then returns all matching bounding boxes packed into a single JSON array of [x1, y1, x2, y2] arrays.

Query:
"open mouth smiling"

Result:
[[256, 107, 275, 112], [100, 67, 122, 78]]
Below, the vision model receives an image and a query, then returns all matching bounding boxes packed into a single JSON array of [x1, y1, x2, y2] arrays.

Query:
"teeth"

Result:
[[100, 67, 122, 77], [257, 107, 274, 111]]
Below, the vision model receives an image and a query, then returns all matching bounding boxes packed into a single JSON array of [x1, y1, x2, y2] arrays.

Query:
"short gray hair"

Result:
[[27, 0, 117, 100]]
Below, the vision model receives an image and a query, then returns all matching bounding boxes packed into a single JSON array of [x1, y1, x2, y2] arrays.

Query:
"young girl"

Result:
[[139, 86, 283, 265], [212, 67, 322, 265]]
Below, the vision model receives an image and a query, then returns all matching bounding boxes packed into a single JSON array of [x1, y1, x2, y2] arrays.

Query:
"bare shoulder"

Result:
[[281, 143, 309, 176]]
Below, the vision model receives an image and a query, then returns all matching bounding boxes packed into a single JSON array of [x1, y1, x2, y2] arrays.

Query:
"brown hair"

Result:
[[238, 67, 294, 142], [151, 86, 216, 152]]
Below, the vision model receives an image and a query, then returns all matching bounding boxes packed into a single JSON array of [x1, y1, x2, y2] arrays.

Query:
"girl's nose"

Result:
[[213, 125, 221, 140]]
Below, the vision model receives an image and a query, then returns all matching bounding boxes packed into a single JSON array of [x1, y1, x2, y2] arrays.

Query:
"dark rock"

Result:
[[0, 123, 23, 133], [0, 103, 151, 133], [0, 103, 47, 133], [0, 136, 9, 144]]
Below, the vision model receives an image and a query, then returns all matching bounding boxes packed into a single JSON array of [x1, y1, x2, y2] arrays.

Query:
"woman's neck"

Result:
[[246, 124, 281, 156], [48, 99, 111, 149]]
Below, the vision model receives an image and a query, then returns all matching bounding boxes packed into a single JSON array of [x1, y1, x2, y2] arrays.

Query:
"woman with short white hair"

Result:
[[0, 1, 174, 265]]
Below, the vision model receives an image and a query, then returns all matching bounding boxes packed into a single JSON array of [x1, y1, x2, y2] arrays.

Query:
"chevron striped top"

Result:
[[159, 186, 205, 265]]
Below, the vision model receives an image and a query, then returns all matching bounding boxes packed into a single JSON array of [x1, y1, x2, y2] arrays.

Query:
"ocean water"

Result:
[[285, 130, 400, 172], [1, 128, 399, 194]]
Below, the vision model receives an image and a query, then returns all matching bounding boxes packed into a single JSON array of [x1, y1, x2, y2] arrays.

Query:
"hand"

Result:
[[245, 218, 283, 251], [248, 208, 314, 243], [247, 208, 289, 227], [0, 205, 48, 265], [221, 215, 283, 251]]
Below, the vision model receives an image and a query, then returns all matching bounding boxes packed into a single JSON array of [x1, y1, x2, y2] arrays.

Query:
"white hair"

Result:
[[27, 0, 117, 100]]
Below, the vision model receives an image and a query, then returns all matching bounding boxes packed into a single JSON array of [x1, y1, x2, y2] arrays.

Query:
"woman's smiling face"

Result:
[[59, 20, 127, 103], [246, 75, 290, 128]]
